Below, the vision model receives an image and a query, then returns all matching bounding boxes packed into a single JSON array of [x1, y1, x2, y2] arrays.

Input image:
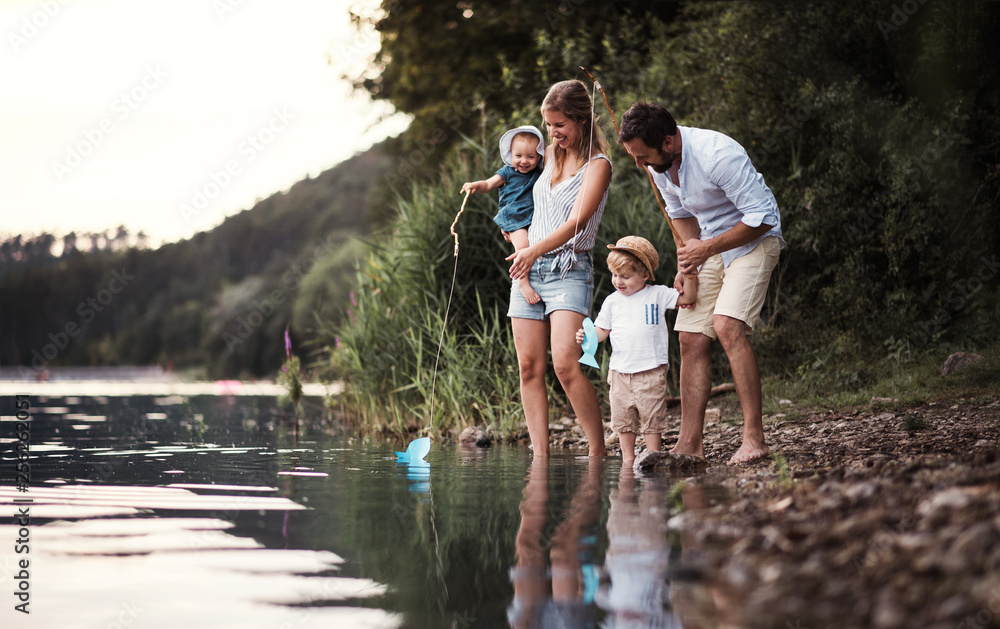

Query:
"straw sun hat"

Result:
[[607, 235, 660, 280], [499, 125, 545, 168]]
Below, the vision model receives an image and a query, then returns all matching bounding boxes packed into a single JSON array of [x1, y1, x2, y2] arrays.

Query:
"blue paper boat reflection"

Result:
[[397, 459, 430, 494], [395, 437, 431, 494]]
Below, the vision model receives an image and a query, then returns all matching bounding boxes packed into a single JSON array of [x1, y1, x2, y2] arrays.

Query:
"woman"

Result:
[[507, 79, 612, 457]]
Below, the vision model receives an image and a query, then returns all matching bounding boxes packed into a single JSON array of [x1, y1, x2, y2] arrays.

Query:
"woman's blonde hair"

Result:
[[541, 79, 609, 173]]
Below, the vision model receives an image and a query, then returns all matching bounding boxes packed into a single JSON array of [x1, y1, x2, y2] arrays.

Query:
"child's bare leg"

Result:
[[619, 431, 637, 467], [643, 432, 662, 454], [509, 228, 540, 304]]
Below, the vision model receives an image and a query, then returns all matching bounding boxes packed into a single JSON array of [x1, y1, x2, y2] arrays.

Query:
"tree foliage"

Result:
[[353, 0, 679, 181], [331, 0, 1000, 427], [632, 2, 1000, 374]]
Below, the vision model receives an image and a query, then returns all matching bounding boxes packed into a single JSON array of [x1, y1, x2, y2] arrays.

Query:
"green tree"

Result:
[[353, 0, 679, 183], [330, 0, 1000, 430]]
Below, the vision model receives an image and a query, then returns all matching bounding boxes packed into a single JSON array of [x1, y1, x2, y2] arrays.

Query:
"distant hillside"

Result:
[[1, 143, 392, 379]]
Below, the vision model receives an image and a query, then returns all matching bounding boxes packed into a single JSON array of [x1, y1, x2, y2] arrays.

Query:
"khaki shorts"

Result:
[[675, 236, 781, 339], [608, 364, 670, 435]]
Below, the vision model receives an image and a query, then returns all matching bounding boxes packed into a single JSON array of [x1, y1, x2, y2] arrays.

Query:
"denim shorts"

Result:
[[507, 252, 594, 320]]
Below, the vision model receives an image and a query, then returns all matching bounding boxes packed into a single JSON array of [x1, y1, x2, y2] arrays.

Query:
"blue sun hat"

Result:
[[499, 125, 545, 168]]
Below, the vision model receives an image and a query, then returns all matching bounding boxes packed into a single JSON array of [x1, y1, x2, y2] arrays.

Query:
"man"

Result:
[[619, 102, 785, 465]]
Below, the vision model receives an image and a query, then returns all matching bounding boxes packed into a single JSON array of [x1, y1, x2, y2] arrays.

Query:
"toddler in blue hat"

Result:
[[462, 125, 545, 303]]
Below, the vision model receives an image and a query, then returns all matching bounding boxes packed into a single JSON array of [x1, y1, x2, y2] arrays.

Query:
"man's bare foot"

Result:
[[670, 444, 705, 459], [727, 442, 770, 465], [519, 279, 540, 304]]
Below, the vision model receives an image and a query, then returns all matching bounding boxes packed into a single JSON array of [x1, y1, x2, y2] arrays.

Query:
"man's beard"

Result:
[[650, 148, 677, 173]]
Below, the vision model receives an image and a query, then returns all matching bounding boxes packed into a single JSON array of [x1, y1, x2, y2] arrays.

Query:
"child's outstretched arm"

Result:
[[461, 174, 505, 194], [676, 274, 699, 307], [575, 326, 610, 344]]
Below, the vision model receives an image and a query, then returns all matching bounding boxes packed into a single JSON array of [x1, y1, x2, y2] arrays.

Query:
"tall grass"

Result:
[[320, 128, 729, 438], [325, 119, 756, 438], [323, 147, 556, 439]]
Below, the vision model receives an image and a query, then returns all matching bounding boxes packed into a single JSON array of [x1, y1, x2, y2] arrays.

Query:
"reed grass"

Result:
[[320, 131, 713, 439], [322, 147, 558, 439]]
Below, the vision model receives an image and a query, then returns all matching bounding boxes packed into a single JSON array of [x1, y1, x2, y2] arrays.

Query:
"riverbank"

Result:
[[528, 352, 1000, 628], [669, 392, 1000, 629]]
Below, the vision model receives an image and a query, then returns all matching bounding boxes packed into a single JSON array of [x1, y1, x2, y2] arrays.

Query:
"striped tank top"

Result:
[[528, 153, 612, 277]]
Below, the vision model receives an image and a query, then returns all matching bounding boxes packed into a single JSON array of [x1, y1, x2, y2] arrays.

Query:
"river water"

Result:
[[0, 393, 730, 628]]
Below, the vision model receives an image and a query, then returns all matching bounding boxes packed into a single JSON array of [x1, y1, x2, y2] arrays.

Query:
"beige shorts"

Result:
[[608, 364, 670, 435], [675, 236, 781, 339]]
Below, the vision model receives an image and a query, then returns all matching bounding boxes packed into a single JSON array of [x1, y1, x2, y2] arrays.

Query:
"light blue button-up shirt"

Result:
[[649, 126, 785, 267]]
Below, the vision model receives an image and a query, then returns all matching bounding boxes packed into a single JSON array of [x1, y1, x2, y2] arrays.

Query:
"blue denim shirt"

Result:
[[650, 126, 785, 267], [494, 165, 542, 232]]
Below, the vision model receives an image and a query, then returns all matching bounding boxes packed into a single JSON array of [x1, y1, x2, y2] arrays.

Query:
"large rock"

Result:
[[458, 426, 492, 447], [940, 352, 983, 376], [634, 450, 709, 475]]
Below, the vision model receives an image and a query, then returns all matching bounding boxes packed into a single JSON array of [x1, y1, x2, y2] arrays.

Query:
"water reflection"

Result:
[[0, 394, 400, 628], [508, 458, 604, 628], [598, 467, 680, 628], [0, 393, 738, 628], [506, 458, 726, 629], [399, 458, 432, 494]]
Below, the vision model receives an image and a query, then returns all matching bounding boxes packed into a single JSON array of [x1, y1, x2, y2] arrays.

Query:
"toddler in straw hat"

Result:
[[576, 235, 697, 466], [462, 125, 545, 304]]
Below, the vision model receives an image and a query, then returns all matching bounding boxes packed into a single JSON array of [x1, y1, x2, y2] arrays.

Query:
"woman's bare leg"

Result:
[[512, 317, 551, 457], [549, 310, 607, 456]]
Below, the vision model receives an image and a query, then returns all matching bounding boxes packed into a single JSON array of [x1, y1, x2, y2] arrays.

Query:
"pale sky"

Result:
[[0, 0, 409, 247]]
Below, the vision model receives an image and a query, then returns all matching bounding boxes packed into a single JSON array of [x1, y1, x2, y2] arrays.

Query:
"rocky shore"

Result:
[[660, 396, 1000, 629], [493, 355, 998, 627]]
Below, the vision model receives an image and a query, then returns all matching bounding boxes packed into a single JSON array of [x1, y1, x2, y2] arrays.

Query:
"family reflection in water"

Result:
[[508, 459, 603, 627], [600, 466, 679, 628], [508, 459, 715, 628]]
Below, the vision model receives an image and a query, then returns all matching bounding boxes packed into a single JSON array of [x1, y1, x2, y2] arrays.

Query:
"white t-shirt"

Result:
[[593, 284, 680, 374]]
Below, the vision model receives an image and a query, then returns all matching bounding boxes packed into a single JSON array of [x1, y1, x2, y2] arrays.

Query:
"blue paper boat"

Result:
[[578, 317, 600, 368], [395, 437, 431, 463]]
